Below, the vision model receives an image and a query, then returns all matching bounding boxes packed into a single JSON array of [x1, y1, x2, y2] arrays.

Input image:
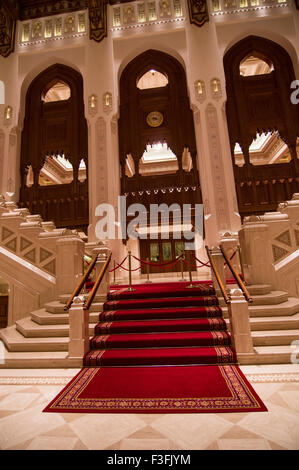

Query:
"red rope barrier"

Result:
[[109, 255, 128, 273], [132, 254, 183, 267], [194, 256, 211, 268], [118, 263, 144, 272], [182, 258, 207, 269]]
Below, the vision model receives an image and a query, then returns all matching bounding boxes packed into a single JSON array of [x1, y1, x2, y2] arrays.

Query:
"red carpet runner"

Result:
[[44, 281, 267, 414], [84, 281, 236, 367], [43, 364, 267, 413]]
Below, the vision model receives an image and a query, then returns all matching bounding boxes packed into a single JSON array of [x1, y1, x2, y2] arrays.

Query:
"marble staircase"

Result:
[[0, 283, 299, 367]]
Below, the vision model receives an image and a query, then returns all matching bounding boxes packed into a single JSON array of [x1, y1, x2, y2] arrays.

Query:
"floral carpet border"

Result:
[[43, 365, 267, 414]]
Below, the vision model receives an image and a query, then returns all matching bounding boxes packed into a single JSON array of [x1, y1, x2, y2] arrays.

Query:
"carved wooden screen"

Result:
[[20, 64, 88, 232], [119, 50, 199, 191], [224, 36, 299, 218]]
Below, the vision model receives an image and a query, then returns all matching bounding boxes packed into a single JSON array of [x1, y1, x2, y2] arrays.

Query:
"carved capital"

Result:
[[88, 0, 108, 43], [187, 0, 209, 28]]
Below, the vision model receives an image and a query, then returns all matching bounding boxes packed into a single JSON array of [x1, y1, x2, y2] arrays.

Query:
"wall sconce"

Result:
[[4, 106, 12, 126], [211, 78, 222, 100], [103, 92, 112, 114], [194, 80, 206, 103], [88, 94, 98, 116]]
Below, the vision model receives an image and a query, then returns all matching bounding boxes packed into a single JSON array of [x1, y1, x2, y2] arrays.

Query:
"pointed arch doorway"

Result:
[[19, 64, 89, 232], [224, 36, 299, 218], [119, 50, 202, 272]]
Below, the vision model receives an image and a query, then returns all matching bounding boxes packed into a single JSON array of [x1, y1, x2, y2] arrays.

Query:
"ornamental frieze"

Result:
[[19, 1, 88, 21]]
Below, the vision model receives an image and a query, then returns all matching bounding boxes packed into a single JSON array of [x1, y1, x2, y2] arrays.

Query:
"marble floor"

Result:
[[0, 364, 298, 451]]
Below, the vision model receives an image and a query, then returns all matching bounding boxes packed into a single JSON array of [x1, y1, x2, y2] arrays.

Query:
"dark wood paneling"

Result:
[[224, 36, 299, 218], [20, 64, 89, 232], [0, 296, 8, 329], [119, 50, 202, 256]]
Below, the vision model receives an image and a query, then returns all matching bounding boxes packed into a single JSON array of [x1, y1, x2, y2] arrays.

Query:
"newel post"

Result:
[[238, 216, 277, 289], [228, 288, 254, 356], [91, 244, 111, 299], [210, 247, 226, 295], [56, 235, 85, 296], [68, 295, 89, 361]]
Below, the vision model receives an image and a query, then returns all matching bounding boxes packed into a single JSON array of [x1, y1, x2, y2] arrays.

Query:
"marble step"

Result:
[[0, 344, 297, 368], [44, 300, 104, 314], [14, 311, 299, 340], [0, 350, 82, 368], [58, 293, 107, 304], [0, 326, 69, 352], [246, 284, 271, 295], [3, 325, 299, 352], [222, 298, 299, 318], [31, 309, 100, 325], [16, 318, 97, 337], [248, 313, 299, 331], [252, 329, 299, 346], [238, 346, 298, 365], [219, 291, 289, 307]]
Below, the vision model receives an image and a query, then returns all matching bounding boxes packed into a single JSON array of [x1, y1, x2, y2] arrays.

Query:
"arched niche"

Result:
[[224, 36, 299, 218], [224, 35, 299, 163], [19, 64, 88, 231]]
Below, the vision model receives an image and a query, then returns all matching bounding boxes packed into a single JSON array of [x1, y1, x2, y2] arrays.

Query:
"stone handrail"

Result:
[[239, 193, 299, 296], [0, 195, 85, 323]]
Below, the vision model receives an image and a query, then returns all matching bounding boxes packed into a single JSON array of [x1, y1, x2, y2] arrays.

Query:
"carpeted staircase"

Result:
[[84, 281, 237, 367]]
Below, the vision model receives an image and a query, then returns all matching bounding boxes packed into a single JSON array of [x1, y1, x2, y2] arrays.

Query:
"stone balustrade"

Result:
[[239, 193, 299, 296], [0, 195, 86, 323]]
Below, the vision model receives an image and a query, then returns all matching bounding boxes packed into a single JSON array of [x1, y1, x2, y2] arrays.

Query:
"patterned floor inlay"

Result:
[[0, 367, 298, 450]]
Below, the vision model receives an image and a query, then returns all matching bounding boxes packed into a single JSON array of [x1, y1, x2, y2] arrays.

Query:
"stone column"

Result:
[[238, 216, 277, 289], [68, 295, 89, 361], [56, 235, 85, 296], [228, 288, 254, 356], [185, 20, 241, 248]]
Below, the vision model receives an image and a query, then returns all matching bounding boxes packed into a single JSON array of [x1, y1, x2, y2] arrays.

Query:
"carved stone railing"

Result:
[[239, 193, 299, 296], [15, 9, 89, 49], [0, 195, 85, 323], [109, 0, 185, 33], [209, 0, 291, 17]]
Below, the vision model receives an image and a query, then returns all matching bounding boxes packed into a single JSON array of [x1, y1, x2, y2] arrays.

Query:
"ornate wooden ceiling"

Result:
[[0, 0, 208, 57]]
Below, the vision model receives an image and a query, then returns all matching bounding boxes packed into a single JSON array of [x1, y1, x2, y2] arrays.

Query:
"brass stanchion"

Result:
[[145, 257, 152, 283], [179, 255, 186, 281], [186, 251, 195, 288], [127, 251, 136, 291], [113, 260, 117, 285], [237, 245, 246, 285]]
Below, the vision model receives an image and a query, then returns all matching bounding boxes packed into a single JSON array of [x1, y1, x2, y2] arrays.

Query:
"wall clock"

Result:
[[146, 111, 164, 127]]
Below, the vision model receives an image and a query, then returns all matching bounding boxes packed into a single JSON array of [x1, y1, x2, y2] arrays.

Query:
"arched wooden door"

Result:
[[20, 64, 88, 232], [224, 36, 299, 218]]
